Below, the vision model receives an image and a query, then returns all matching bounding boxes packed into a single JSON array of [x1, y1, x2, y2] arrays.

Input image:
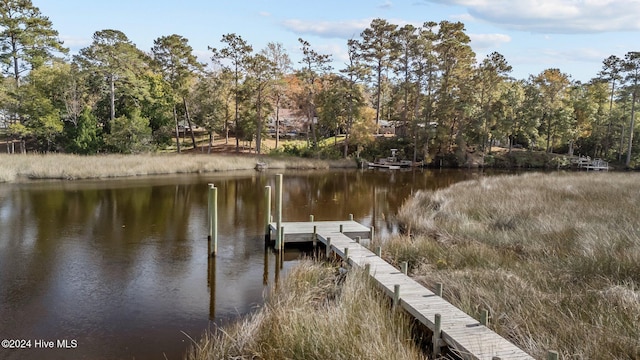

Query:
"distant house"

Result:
[[267, 109, 316, 138], [378, 120, 396, 135]]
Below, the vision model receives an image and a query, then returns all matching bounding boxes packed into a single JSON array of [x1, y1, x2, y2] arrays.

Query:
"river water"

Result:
[[0, 169, 480, 359]]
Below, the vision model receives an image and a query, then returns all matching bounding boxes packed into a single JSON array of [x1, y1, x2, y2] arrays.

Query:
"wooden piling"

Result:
[[208, 184, 218, 256], [370, 225, 375, 241], [356, 236, 361, 244], [339, 224, 343, 233], [312, 225, 317, 247], [343, 247, 349, 260], [279, 226, 284, 251], [207, 184, 213, 243], [364, 263, 370, 276], [393, 284, 400, 311], [433, 313, 442, 356], [310, 214, 314, 222], [375, 246, 382, 257], [349, 213, 354, 221], [480, 309, 489, 326], [547, 351, 559, 360], [264, 186, 271, 237], [275, 225, 283, 250], [436, 282, 443, 297], [401, 261, 408, 275], [275, 174, 283, 246], [326, 237, 332, 258]]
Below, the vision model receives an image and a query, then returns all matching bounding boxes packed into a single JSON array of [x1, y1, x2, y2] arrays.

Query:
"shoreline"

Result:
[[0, 153, 357, 183]]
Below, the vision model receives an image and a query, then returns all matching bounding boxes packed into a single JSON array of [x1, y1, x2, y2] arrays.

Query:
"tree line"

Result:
[[1, 1, 639, 166]]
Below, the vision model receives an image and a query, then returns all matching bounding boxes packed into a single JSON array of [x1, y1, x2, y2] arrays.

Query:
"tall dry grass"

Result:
[[0, 153, 356, 183], [387, 172, 640, 359], [186, 260, 426, 360]]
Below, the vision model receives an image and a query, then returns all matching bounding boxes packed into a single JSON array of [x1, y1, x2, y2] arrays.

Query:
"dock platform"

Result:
[[267, 220, 534, 360]]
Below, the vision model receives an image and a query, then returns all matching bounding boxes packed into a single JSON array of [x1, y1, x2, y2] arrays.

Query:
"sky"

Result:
[[35, 0, 640, 83]]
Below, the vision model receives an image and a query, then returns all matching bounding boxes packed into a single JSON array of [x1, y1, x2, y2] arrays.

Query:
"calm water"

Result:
[[0, 169, 481, 360]]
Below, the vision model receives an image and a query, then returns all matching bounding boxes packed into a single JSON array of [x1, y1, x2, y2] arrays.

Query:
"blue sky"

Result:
[[36, 0, 639, 82]]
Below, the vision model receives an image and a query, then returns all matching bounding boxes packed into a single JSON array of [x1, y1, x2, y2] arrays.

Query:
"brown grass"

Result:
[[0, 153, 356, 183], [186, 260, 426, 360], [386, 172, 640, 359]]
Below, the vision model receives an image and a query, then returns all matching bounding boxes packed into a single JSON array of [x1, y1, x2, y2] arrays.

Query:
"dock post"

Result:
[[401, 261, 408, 275], [264, 186, 271, 240], [326, 237, 332, 258], [275, 174, 283, 247], [208, 183, 213, 244], [212, 186, 218, 256], [435, 283, 443, 297], [375, 246, 382, 257], [312, 225, 317, 247], [209, 185, 218, 256], [370, 226, 375, 241], [433, 313, 442, 356], [349, 213, 354, 221], [339, 224, 344, 233], [393, 284, 400, 311], [492, 357, 502, 360], [275, 224, 281, 250], [280, 226, 285, 251], [343, 247, 349, 260], [364, 263, 371, 276], [356, 236, 361, 244], [310, 214, 314, 222], [480, 309, 489, 326], [547, 351, 559, 360]]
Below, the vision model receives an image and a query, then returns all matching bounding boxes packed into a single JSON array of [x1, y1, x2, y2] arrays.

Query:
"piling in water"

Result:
[[264, 186, 271, 240], [208, 184, 218, 256], [275, 174, 283, 247]]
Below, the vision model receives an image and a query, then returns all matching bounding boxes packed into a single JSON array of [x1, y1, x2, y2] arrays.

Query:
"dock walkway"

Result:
[[268, 220, 534, 360]]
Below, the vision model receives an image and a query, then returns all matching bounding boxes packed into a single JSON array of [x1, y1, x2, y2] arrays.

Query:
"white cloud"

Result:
[[469, 33, 511, 50], [281, 19, 371, 39], [378, 1, 393, 9], [539, 47, 611, 63], [281, 18, 423, 39], [422, 0, 640, 33], [259, 11, 271, 17], [60, 35, 91, 48]]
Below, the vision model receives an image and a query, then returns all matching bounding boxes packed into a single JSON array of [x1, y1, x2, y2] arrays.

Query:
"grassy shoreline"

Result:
[[387, 172, 640, 359], [0, 153, 357, 183]]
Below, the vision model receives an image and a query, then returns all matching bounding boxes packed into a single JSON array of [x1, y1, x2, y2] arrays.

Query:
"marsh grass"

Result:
[[186, 260, 426, 360], [389, 172, 640, 359], [0, 153, 356, 183]]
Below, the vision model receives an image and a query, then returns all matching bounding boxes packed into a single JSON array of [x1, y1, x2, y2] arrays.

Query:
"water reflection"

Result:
[[0, 169, 480, 360]]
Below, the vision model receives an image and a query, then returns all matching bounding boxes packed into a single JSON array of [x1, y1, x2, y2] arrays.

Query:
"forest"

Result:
[[1, 0, 639, 167]]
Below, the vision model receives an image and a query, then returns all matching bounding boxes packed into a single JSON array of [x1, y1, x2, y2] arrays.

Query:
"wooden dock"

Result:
[[268, 220, 534, 360]]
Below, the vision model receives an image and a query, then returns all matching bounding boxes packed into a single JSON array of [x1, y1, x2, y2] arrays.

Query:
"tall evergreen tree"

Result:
[[0, 0, 67, 88], [598, 55, 623, 154], [152, 34, 203, 151], [261, 42, 291, 150], [210, 33, 253, 152], [75, 30, 148, 126], [297, 38, 332, 149], [359, 18, 398, 128], [623, 51, 640, 167]]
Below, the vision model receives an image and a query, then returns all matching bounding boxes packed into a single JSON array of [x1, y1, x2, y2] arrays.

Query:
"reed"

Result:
[[0, 153, 356, 183], [186, 260, 426, 360], [388, 172, 640, 359]]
